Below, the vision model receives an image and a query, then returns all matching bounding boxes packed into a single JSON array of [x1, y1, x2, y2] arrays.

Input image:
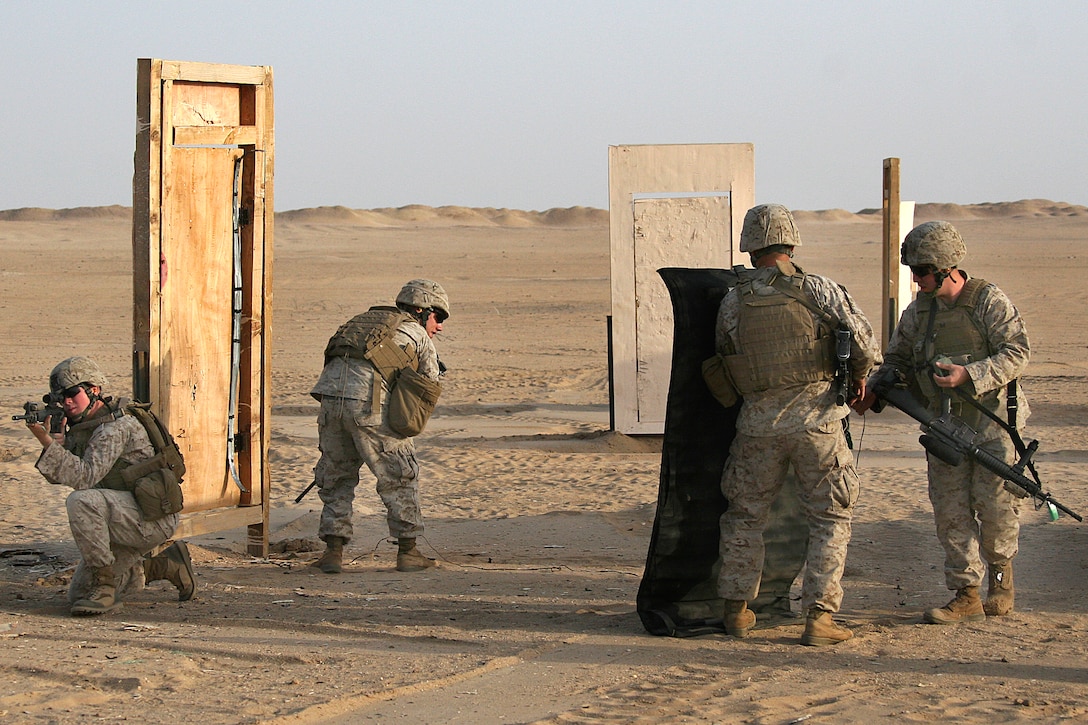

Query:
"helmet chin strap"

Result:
[[70, 384, 102, 422], [933, 268, 951, 290]]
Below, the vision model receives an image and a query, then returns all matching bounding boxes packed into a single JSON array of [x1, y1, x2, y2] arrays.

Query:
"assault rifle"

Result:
[[870, 368, 1082, 522], [12, 397, 65, 434]]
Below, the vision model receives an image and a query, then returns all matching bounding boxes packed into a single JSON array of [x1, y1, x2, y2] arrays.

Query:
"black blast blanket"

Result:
[[636, 267, 809, 637]]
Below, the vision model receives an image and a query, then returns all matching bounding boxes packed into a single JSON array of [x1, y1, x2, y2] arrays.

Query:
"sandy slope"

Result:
[[1, 202, 1086, 724]]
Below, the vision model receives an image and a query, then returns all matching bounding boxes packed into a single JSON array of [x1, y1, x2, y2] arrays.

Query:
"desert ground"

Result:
[[1, 200, 1087, 724]]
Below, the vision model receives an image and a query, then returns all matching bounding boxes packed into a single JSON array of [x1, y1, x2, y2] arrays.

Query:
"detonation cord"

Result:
[[853, 413, 866, 468], [227, 154, 247, 493]]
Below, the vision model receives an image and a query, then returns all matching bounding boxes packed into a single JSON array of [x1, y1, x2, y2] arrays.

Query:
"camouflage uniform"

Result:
[[716, 264, 882, 613], [880, 271, 1029, 590], [311, 317, 440, 542], [36, 412, 178, 603]]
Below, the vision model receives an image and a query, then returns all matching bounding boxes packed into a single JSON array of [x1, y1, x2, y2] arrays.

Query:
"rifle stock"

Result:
[[871, 370, 1082, 522], [295, 479, 318, 504]]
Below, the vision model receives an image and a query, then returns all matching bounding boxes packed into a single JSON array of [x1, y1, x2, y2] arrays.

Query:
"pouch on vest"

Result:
[[387, 366, 443, 437], [701, 353, 739, 409], [120, 403, 187, 520], [366, 335, 415, 381], [132, 468, 184, 521]]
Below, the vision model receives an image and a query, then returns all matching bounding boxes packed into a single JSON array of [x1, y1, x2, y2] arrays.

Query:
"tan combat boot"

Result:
[[396, 537, 436, 572], [144, 541, 197, 601], [801, 608, 853, 646], [984, 561, 1014, 616], [71, 565, 121, 616], [314, 536, 345, 574], [924, 586, 986, 624], [723, 599, 756, 638]]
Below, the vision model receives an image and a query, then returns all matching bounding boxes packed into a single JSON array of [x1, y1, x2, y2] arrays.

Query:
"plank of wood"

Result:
[[173, 506, 265, 539], [173, 125, 259, 147], [160, 60, 269, 85]]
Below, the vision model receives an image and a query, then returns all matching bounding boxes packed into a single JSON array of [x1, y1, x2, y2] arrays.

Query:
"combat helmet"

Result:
[[50, 356, 108, 395], [739, 204, 802, 253], [396, 279, 450, 321], [901, 221, 966, 269]]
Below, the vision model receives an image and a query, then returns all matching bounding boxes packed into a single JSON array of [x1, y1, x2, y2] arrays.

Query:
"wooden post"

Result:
[[881, 158, 901, 349]]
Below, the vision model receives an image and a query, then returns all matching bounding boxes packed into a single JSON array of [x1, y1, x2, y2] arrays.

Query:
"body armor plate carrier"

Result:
[[724, 273, 835, 396]]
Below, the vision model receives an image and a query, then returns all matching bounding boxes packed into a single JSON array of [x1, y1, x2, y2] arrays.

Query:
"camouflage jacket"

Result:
[[879, 270, 1030, 439], [717, 262, 882, 436], [311, 314, 439, 427], [36, 413, 155, 490]]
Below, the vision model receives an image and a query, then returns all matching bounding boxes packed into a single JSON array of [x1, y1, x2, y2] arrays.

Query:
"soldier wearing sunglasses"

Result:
[[310, 279, 449, 574], [26, 356, 195, 615], [854, 221, 1030, 624]]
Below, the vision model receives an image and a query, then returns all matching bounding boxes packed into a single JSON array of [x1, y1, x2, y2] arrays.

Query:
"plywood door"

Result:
[[608, 144, 754, 435], [632, 196, 731, 425], [133, 59, 274, 552], [159, 144, 242, 508]]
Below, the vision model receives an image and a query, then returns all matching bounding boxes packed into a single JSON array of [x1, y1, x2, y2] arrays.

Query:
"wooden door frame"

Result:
[[132, 59, 274, 556]]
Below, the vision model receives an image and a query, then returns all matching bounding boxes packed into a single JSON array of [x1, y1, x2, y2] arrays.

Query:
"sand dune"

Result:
[[798, 199, 1088, 223], [6, 199, 1084, 227], [275, 203, 609, 227], [0, 204, 132, 222]]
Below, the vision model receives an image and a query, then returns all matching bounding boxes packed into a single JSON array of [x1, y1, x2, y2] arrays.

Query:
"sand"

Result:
[[1, 200, 1087, 723]]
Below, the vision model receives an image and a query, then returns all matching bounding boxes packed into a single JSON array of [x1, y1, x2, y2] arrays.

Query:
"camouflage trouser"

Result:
[[927, 434, 1021, 590], [315, 396, 423, 542], [717, 420, 859, 613], [66, 488, 178, 604]]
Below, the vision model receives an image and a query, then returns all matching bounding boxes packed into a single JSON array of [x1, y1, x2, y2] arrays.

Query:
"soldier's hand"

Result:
[[27, 416, 64, 449], [851, 390, 877, 415], [852, 378, 867, 405], [27, 419, 51, 448], [933, 361, 969, 388]]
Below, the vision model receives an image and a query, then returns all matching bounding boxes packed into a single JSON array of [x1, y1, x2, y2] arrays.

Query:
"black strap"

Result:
[[921, 295, 940, 377], [949, 383, 1043, 488], [1007, 379, 1018, 430], [922, 299, 960, 417]]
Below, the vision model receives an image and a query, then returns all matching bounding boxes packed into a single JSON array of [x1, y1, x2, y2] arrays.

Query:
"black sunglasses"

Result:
[[430, 308, 448, 323], [62, 385, 85, 399], [909, 265, 936, 277]]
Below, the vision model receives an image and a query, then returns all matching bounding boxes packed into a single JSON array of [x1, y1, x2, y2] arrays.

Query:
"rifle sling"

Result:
[[949, 383, 1042, 486]]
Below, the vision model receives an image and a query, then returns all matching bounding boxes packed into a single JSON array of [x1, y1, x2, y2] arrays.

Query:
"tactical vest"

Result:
[[324, 306, 418, 379], [723, 273, 836, 395], [911, 278, 996, 427], [65, 398, 131, 490], [65, 399, 186, 491]]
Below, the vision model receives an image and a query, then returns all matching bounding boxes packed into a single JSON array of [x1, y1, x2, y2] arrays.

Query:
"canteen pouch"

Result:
[[387, 366, 443, 437], [133, 469, 185, 521]]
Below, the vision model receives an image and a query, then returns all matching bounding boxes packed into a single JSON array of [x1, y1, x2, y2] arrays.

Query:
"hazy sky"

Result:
[[3, 1, 1085, 212]]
